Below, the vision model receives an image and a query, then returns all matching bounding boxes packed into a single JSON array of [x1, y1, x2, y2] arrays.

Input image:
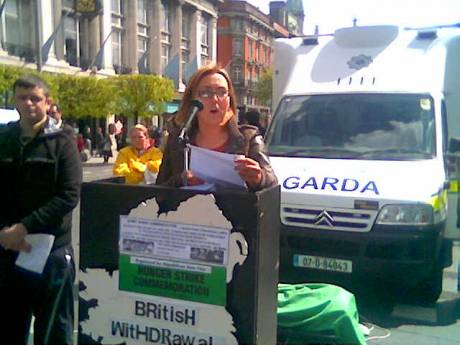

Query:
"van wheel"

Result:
[[411, 263, 443, 304]]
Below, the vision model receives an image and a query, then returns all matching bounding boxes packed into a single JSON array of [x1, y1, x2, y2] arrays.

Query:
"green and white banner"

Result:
[[119, 216, 229, 306]]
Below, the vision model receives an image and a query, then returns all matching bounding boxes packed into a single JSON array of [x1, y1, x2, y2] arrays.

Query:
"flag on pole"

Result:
[[183, 57, 199, 84], [41, 9, 70, 62], [163, 53, 180, 88], [138, 50, 149, 74], [89, 31, 112, 70], [0, 0, 6, 18]]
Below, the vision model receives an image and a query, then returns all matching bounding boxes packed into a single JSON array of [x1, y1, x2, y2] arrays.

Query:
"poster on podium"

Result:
[[78, 181, 279, 345]]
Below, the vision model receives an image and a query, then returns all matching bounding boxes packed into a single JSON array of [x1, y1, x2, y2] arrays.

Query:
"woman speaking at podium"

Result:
[[156, 63, 277, 191]]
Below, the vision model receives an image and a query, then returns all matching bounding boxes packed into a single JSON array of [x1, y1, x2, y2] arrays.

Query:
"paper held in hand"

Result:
[[189, 144, 246, 189], [15, 234, 55, 274]]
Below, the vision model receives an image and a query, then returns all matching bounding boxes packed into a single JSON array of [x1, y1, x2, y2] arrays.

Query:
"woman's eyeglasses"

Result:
[[197, 87, 229, 100]]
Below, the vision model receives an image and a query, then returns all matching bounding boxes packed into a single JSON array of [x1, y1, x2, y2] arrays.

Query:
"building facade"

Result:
[[269, 0, 304, 36], [217, 0, 290, 121], [0, 0, 221, 93]]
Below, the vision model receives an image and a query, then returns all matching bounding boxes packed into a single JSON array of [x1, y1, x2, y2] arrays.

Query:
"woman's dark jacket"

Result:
[[0, 120, 82, 253], [156, 124, 277, 191]]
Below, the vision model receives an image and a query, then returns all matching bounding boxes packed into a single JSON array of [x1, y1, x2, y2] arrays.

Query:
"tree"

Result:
[[0, 65, 58, 108], [111, 74, 176, 123], [0, 64, 176, 121], [255, 67, 273, 108], [0, 65, 22, 108], [56, 74, 116, 118]]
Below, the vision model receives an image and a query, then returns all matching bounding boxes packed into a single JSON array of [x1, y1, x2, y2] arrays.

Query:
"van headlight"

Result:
[[376, 204, 433, 225]]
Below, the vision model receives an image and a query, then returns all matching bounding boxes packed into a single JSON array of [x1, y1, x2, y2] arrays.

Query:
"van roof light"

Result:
[[302, 37, 319, 45], [417, 30, 437, 39]]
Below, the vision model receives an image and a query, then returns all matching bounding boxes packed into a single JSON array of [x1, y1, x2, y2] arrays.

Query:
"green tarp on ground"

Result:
[[277, 283, 367, 345]]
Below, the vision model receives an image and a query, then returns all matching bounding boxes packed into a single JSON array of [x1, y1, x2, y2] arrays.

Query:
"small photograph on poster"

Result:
[[190, 247, 225, 264], [121, 238, 154, 255]]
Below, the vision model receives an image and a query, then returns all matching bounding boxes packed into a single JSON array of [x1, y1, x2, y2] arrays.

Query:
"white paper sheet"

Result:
[[15, 234, 55, 274], [189, 145, 246, 189]]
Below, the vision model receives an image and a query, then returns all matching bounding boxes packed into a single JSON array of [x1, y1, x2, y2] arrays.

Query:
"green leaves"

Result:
[[0, 64, 176, 119], [254, 67, 273, 107], [110, 74, 176, 121], [57, 74, 116, 118]]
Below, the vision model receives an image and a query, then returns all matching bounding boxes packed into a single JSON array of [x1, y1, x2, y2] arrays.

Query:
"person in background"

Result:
[[101, 123, 116, 164], [48, 103, 77, 138], [77, 133, 85, 153], [94, 127, 104, 157], [48, 103, 63, 128], [156, 62, 277, 191], [158, 116, 177, 153], [148, 125, 161, 148], [113, 124, 163, 184], [244, 110, 266, 137], [0, 75, 81, 345], [82, 125, 92, 154]]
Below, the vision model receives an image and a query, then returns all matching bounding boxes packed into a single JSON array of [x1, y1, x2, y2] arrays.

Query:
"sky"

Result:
[[245, 0, 460, 35]]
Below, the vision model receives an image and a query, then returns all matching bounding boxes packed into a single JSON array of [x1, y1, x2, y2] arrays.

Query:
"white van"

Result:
[[0, 108, 20, 125], [266, 25, 460, 302]]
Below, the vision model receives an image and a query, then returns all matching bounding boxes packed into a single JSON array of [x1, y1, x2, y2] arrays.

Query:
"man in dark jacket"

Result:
[[0, 75, 82, 345]]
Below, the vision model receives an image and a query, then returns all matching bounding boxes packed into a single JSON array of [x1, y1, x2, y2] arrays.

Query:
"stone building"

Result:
[[217, 0, 292, 123], [0, 0, 222, 116]]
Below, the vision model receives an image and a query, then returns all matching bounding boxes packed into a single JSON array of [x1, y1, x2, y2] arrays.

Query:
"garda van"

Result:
[[266, 25, 460, 302]]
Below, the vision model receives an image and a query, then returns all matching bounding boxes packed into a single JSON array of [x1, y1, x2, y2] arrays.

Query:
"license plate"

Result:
[[293, 254, 352, 273]]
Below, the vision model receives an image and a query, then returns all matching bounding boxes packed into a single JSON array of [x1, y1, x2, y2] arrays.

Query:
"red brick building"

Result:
[[217, 1, 289, 123]]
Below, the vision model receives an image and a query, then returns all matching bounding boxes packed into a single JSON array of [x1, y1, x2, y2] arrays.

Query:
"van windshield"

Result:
[[266, 94, 436, 160]]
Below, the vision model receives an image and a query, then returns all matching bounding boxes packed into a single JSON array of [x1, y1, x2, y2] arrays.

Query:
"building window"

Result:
[[248, 39, 253, 59], [137, 0, 147, 24], [137, 0, 149, 72], [3, 0, 20, 55], [200, 14, 209, 65], [111, 0, 122, 13], [161, 44, 170, 73], [181, 9, 191, 75], [111, 0, 125, 72], [161, 0, 171, 72], [182, 9, 191, 38], [63, 14, 80, 66], [232, 17, 242, 31], [137, 37, 147, 60], [233, 38, 242, 56], [112, 29, 122, 66], [233, 65, 242, 82]]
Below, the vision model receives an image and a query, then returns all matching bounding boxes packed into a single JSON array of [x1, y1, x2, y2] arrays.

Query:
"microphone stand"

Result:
[[177, 100, 203, 187], [178, 128, 190, 186]]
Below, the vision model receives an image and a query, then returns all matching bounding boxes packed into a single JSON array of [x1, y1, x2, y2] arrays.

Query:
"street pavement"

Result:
[[73, 156, 460, 345]]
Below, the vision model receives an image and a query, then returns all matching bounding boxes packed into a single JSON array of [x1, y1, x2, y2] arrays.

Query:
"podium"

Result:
[[78, 178, 280, 345]]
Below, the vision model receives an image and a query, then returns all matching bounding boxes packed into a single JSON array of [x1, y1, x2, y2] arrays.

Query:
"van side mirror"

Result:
[[448, 137, 460, 153]]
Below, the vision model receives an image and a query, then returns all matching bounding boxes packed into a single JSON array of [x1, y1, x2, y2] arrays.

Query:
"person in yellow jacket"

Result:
[[113, 124, 163, 184]]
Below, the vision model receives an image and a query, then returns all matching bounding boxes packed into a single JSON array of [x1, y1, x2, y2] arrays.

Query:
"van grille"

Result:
[[281, 205, 376, 232]]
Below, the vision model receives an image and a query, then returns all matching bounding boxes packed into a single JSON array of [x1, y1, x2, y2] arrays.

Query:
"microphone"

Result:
[[178, 99, 204, 143]]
